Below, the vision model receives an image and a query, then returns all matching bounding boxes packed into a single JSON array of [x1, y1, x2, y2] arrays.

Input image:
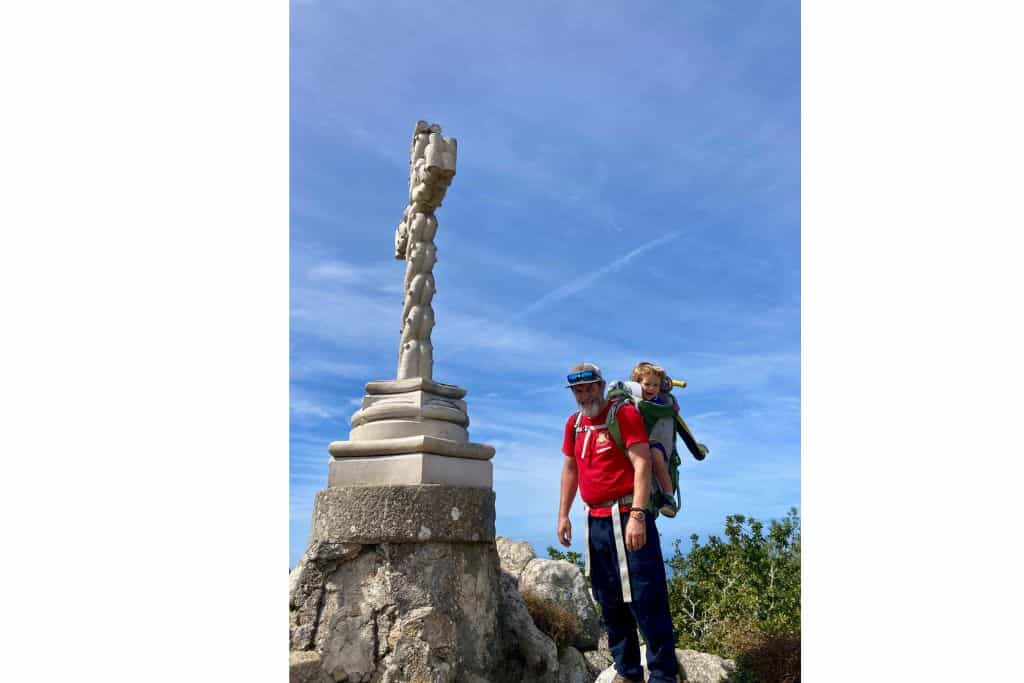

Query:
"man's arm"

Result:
[[625, 442, 652, 551], [557, 456, 579, 547]]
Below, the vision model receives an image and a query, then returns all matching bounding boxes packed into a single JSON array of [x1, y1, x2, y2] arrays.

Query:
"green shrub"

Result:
[[666, 508, 801, 680]]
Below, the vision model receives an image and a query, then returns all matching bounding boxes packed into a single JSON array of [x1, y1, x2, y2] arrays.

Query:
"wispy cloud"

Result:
[[290, 398, 352, 421], [291, 358, 373, 381], [306, 260, 401, 287], [291, 283, 398, 348], [515, 231, 684, 318]]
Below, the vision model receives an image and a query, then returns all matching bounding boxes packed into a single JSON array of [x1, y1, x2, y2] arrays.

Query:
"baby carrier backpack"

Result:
[[573, 378, 709, 515]]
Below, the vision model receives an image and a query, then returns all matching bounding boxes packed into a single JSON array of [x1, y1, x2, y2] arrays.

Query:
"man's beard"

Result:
[[577, 396, 605, 418]]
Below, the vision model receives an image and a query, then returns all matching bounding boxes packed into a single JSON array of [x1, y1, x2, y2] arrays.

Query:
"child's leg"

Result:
[[651, 447, 674, 494], [648, 417, 675, 494]]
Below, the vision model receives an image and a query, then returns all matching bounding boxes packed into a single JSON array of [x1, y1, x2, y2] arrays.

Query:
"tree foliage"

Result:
[[666, 508, 800, 680], [545, 546, 585, 572]]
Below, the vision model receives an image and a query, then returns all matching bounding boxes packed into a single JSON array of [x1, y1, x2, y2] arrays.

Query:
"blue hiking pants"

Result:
[[588, 511, 679, 683]]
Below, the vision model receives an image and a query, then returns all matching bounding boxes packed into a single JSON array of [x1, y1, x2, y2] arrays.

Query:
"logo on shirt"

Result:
[[596, 432, 609, 445]]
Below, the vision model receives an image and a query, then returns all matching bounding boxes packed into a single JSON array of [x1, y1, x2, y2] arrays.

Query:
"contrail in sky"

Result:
[[515, 231, 684, 319]]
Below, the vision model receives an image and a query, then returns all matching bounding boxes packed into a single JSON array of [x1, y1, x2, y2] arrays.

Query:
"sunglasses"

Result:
[[567, 370, 601, 385]]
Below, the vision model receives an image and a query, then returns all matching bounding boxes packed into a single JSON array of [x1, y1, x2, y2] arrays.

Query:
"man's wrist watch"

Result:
[[629, 507, 646, 520]]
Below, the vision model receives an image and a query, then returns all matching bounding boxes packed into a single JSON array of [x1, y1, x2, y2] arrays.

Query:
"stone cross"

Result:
[[327, 121, 494, 489], [393, 121, 457, 381]]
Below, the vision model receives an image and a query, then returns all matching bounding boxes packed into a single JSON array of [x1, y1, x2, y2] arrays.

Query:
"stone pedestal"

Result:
[[289, 486, 502, 683], [328, 378, 495, 488], [292, 371, 501, 682]]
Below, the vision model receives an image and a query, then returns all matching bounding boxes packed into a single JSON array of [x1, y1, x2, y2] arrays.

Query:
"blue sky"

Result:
[[290, 0, 799, 568]]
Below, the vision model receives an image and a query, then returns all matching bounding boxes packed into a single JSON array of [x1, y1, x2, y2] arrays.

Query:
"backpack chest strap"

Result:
[[577, 422, 606, 459]]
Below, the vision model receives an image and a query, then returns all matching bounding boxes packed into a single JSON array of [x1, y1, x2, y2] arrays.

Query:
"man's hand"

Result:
[[625, 514, 646, 552], [558, 456, 578, 548], [557, 516, 572, 547]]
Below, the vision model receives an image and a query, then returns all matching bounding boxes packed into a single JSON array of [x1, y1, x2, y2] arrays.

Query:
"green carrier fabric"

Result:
[[604, 382, 709, 462], [596, 381, 710, 515]]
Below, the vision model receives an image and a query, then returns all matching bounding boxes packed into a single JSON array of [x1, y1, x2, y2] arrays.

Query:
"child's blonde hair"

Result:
[[631, 361, 666, 383]]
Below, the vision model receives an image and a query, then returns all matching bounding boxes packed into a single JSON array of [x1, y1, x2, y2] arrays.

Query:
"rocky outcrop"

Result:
[[557, 645, 591, 683], [583, 633, 613, 680], [289, 651, 331, 683], [289, 485, 502, 683], [519, 557, 602, 651], [676, 649, 738, 683], [289, 541, 362, 651], [495, 571, 559, 682], [291, 540, 502, 682], [495, 536, 537, 579], [496, 537, 601, 653], [594, 647, 737, 683]]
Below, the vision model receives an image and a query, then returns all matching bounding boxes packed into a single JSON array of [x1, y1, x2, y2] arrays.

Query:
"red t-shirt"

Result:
[[562, 401, 649, 517]]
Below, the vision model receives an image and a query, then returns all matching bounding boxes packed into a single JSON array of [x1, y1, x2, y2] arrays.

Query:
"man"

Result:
[[558, 363, 679, 683]]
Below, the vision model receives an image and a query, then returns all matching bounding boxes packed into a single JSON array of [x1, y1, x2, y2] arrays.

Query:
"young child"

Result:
[[631, 361, 680, 517]]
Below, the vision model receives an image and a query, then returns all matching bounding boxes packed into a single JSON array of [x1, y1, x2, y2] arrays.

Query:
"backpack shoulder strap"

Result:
[[569, 411, 583, 448], [606, 399, 628, 453]]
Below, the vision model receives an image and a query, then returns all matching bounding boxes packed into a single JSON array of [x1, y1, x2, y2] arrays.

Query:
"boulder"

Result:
[[583, 648, 613, 680], [289, 539, 502, 682], [519, 558, 602, 651], [594, 647, 737, 683], [495, 570, 559, 682], [557, 645, 592, 683], [495, 535, 538, 579], [676, 649, 737, 683], [288, 650, 331, 683]]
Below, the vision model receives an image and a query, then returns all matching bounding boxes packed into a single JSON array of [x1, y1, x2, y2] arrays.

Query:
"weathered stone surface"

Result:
[[676, 649, 737, 683], [520, 558, 602, 651], [557, 645, 591, 683], [583, 648, 613, 681], [594, 648, 737, 683], [310, 485, 495, 544], [495, 571, 559, 683], [290, 539, 503, 683], [495, 536, 537, 580], [315, 549, 387, 681], [289, 650, 331, 683], [288, 542, 362, 650]]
